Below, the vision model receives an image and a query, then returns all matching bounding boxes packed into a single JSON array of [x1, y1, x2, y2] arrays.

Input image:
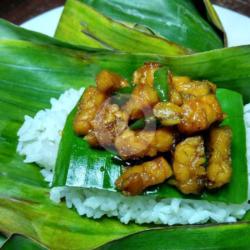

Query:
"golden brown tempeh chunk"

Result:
[[90, 102, 129, 147], [169, 75, 216, 106], [172, 136, 206, 194], [178, 95, 224, 135], [153, 102, 182, 126], [115, 128, 174, 160], [116, 157, 173, 195], [73, 87, 106, 136], [133, 62, 159, 86], [206, 126, 232, 189], [96, 70, 128, 94], [122, 84, 159, 120]]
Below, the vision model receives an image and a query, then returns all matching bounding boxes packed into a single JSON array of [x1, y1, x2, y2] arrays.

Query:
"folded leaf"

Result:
[[203, 0, 225, 31], [0, 18, 107, 52], [2, 235, 47, 250], [98, 221, 250, 250], [0, 40, 250, 249], [56, 0, 224, 52], [55, 0, 188, 56], [0, 235, 7, 248]]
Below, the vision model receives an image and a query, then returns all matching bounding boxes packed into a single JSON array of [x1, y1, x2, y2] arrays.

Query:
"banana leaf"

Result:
[[2, 235, 47, 250], [0, 40, 147, 250], [0, 18, 107, 52], [3, 221, 250, 250], [55, 0, 224, 53], [53, 87, 247, 204], [98, 222, 250, 250], [0, 40, 250, 249], [56, 0, 189, 56], [0, 234, 7, 248]]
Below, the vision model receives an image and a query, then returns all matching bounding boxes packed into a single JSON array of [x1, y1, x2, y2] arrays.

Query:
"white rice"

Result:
[[17, 88, 250, 225], [17, 88, 84, 171]]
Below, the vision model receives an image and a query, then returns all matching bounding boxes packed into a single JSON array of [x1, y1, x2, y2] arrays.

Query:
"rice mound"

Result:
[[17, 88, 250, 225], [17, 88, 83, 181]]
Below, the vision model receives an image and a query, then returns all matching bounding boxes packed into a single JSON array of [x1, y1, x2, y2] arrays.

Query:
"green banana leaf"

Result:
[[4, 221, 250, 250], [0, 40, 147, 250], [0, 40, 250, 249], [55, 0, 224, 53], [0, 234, 7, 248], [0, 18, 108, 52], [53, 88, 247, 204], [203, 0, 224, 31], [56, 0, 188, 56], [2, 235, 47, 250], [98, 222, 250, 250]]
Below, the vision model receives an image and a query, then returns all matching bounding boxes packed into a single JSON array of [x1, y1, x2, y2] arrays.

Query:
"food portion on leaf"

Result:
[[0, 0, 248, 239], [73, 64, 232, 196], [3, 38, 247, 233]]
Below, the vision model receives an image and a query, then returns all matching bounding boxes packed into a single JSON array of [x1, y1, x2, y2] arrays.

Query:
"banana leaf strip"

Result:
[[0, 40, 250, 249], [202, 0, 225, 31], [97, 221, 250, 250], [55, 0, 189, 56], [0, 234, 7, 248], [0, 18, 107, 52], [192, 0, 226, 43], [56, 0, 224, 52], [2, 235, 47, 250]]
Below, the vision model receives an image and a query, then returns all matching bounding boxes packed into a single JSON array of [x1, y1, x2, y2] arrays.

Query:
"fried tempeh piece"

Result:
[[115, 128, 175, 160], [90, 102, 129, 147], [96, 70, 128, 94], [73, 87, 106, 135], [169, 75, 216, 106], [172, 136, 206, 194], [122, 84, 159, 120], [133, 62, 159, 86], [153, 102, 182, 126], [206, 126, 232, 189], [153, 95, 223, 135], [156, 75, 223, 134], [116, 157, 173, 195], [178, 94, 224, 135]]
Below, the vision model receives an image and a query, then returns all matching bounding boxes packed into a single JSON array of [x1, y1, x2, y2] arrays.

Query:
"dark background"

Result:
[[0, 0, 249, 24]]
